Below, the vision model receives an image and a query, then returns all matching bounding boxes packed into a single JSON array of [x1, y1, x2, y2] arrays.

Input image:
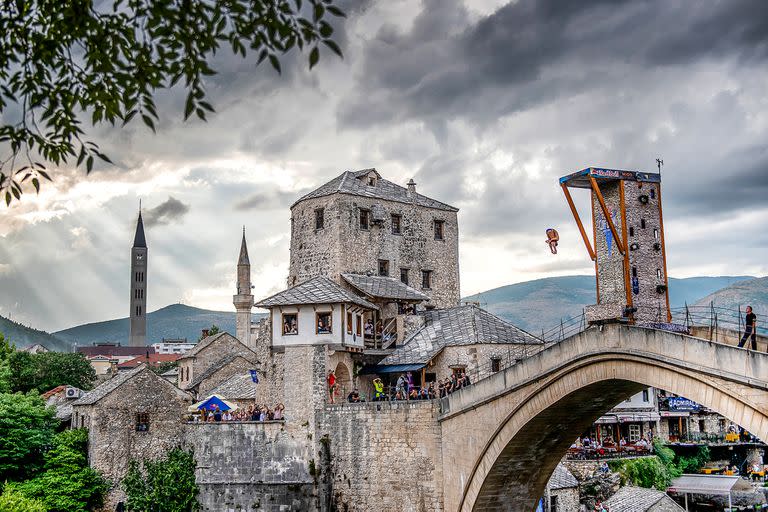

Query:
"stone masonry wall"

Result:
[[623, 180, 668, 323], [319, 401, 444, 512], [593, 181, 626, 310], [432, 344, 544, 384], [288, 190, 460, 309], [184, 422, 317, 512]]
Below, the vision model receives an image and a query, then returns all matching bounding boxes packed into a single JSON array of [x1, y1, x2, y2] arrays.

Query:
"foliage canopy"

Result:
[[8, 351, 96, 393], [0, 392, 57, 482], [123, 448, 200, 512], [0, 0, 345, 205]]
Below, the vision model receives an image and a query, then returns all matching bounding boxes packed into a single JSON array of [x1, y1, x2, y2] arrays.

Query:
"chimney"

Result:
[[407, 179, 417, 199], [202, 329, 209, 338]]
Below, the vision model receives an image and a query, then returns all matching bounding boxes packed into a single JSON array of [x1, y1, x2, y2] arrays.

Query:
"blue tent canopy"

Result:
[[196, 395, 233, 411]]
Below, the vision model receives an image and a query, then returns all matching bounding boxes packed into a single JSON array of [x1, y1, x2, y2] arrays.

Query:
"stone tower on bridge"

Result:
[[233, 228, 254, 349], [560, 167, 670, 325], [129, 210, 147, 347], [287, 168, 460, 309]]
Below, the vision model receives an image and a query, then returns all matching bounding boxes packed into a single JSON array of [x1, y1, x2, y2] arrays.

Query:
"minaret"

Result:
[[233, 227, 254, 347], [129, 209, 148, 346]]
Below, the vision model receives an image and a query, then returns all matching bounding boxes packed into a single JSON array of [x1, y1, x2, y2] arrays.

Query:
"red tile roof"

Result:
[[117, 353, 180, 369], [77, 345, 155, 357]]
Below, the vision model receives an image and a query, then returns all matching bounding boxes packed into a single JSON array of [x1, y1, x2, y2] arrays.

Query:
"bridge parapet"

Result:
[[440, 324, 768, 421]]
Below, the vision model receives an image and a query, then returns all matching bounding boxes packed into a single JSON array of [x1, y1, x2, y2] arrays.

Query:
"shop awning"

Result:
[[360, 363, 426, 375], [667, 474, 739, 496], [660, 411, 690, 417], [617, 412, 661, 422]]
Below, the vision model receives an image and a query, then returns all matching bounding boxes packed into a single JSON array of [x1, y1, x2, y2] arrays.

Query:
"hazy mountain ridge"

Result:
[[0, 315, 72, 351], [2, 276, 764, 350], [462, 275, 758, 333], [54, 303, 266, 347]]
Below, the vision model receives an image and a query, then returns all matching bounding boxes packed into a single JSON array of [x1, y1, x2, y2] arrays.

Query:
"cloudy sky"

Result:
[[1, 0, 767, 332]]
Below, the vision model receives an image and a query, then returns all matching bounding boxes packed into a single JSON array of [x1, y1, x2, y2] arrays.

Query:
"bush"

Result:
[[10, 429, 109, 512], [0, 488, 47, 512], [123, 448, 199, 512], [0, 393, 57, 481]]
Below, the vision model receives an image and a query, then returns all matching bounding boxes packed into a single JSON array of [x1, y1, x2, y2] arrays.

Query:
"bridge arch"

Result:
[[438, 324, 768, 512]]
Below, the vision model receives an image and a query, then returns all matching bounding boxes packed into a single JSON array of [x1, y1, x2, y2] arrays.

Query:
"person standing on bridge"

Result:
[[738, 306, 758, 351]]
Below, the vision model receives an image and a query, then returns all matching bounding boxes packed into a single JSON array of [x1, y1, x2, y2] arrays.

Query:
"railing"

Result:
[[380, 318, 398, 349]]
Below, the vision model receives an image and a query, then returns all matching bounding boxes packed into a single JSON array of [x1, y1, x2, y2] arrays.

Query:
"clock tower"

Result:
[[129, 210, 148, 346]]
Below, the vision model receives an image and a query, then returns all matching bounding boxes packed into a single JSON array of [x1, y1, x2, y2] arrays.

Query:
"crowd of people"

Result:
[[191, 403, 285, 422], [568, 435, 653, 459], [331, 371, 473, 403]]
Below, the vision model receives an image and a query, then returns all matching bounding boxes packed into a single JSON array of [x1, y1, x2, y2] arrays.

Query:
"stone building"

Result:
[[605, 486, 684, 511], [544, 463, 580, 512], [176, 332, 259, 394], [71, 365, 193, 506], [287, 168, 460, 310], [561, 167, 670, 325]]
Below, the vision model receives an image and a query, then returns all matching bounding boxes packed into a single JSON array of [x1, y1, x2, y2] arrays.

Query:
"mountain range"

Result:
[[1, 275, 764, 350]]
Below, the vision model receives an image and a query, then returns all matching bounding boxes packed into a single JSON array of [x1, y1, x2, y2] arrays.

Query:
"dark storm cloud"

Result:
[[143, 197, 191, 227], [338, 0, 768, 128]]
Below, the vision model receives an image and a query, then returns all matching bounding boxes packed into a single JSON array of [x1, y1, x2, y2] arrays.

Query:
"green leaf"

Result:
[[322, 39, 343, 57], [309, 47, 319, 69], [141, 114, 156, 132], [327, 5, 346, 17], [268, 54, 281, 74]]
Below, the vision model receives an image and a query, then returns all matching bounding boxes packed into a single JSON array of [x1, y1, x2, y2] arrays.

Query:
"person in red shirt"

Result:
[[327, 370, 337, 403]]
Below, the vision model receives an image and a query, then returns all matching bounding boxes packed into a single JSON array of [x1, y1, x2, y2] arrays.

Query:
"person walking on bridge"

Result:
[[738, 306, 758, 351]]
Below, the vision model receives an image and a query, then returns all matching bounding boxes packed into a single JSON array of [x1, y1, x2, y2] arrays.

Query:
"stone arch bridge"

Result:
[[438, 323, 768, 512]]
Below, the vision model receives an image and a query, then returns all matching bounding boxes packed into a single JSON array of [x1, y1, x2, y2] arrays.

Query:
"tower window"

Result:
[[629, 227, 634, 237], [491, 357, 501, 373], [282, 313, 298, 335], [391, 214, 402, 235], [378, 259, 389, 277], [400, 268, 409, 285], [316, 312, 332, 334], [641, 219, 646, 229], [434, 220, 445, 240], [650, 188, 656, 199], [421, 270, 433, 289], [657, 268, 662, 280], [359, 209, 370, 230], [315, 208, 324, 230], [632, 266, 637, 278], [654, 228, 659, 240], [135, 413, 150, 432]]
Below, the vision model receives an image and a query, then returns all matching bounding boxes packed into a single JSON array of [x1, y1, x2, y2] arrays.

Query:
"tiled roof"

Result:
[[548, 464, 578, 490], [186, 353, 255, 390], [604, 486, 682, 511], [342, 273, 430, 301], [177, 332, 230, 360], [292, 169, 459, 212], [72, 366, 145, 406], [118, 353, 180, 368], [380, 305, 542, 365], [209, 373, 259, 400], [256, 276, 378, 310], [77, 345, 155, 357]]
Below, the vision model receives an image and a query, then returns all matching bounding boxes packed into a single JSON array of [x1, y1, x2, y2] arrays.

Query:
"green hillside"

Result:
[[692, 276, 768, 333], [55, 303, 266, 347], [0, 315, 72, 351], [462, 275, 755, 333]]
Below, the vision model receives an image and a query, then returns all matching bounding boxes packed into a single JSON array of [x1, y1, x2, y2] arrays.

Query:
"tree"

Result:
[[0, 0, 345, 205], [0, 332, 13, 393], [123, 448, 199, 512], [199, 324, 220, 340], [0, 392, 57, 482], [8, 351, 96, 393], [0, 488, 47, 512], [10, 429, 109, 512]]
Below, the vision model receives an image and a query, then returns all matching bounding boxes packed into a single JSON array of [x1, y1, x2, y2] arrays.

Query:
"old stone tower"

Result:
[[233, 228, 254, 348], [287, 168, 460, 309], [560, 167, 670, 325], [129, 210, 147, 346]]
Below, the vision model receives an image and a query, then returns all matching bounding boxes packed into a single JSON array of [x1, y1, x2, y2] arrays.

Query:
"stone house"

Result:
[[369, 304, 543, 393], [176, 332, 260, 393], [544, 463, 580, 512], [287, 168, 460, 310], [71, 365, 193, 505], [605, 486, 684, 511]]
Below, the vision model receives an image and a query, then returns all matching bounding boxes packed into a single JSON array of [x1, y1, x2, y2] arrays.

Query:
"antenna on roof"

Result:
[[656, 158, 663, 176]]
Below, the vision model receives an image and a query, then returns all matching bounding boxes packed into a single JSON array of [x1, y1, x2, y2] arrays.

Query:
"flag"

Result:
[[249, 369, 259, 384]]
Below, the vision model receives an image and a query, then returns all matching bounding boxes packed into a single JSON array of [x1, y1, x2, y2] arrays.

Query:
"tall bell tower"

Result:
[[233, 227, 254, 347], [129, 210, 148, 346]]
